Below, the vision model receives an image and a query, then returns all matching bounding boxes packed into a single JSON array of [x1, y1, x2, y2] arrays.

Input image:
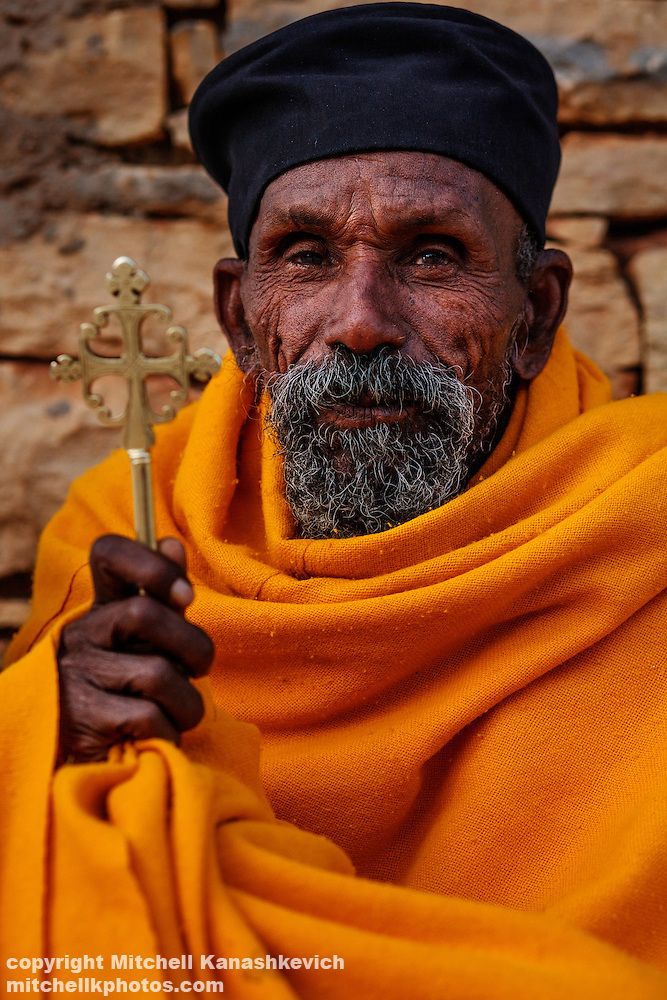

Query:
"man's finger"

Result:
[[90, 534, 194, 610], [74, 597, 214, 677], [158, 537, 187, 572], [98, 652, 205, 732], [59, 683, 182, 763]]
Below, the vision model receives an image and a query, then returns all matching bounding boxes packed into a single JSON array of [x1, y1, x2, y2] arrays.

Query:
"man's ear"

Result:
[[513, 248, 573, 381], [213, 258, 258, 372]]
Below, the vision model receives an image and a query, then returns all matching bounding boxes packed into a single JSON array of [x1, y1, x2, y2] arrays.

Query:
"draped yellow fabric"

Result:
[[3, 329, 667, 997]]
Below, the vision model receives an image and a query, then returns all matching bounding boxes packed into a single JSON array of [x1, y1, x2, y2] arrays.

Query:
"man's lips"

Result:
[[317, 399, 419, 429]]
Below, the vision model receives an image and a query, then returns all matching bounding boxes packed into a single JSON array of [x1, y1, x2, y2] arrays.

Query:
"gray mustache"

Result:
[[265, 346, 474, 415]]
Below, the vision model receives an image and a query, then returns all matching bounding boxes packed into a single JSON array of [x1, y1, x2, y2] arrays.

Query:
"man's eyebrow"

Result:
[[266, 207, 335, 230], [265, 203, 476, 233], [290, 208, 331, 227], [392, 207, 474, 230]]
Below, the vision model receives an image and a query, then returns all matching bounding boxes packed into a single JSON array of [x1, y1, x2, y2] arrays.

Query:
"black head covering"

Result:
[[189, 2, 560, 258]]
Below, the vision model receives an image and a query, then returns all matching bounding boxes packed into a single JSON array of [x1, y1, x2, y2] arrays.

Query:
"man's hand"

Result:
[[57, 534, 214, 764]]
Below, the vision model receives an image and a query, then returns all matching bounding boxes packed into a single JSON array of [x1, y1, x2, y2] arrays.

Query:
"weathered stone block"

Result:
[[551, 135, 667, 219], [171, 21, 221, 105], [163, 0, 219, 7], [558, 79, 667, 126], [628, 248, 667, 394], [0, 8, 167, 146], [0, 214, 232, 359], [166, 109, 194, 154], [0, 361, 123, 578], [0, 600, 30, 632], [546, 216, 607, 249], [46, 165, 224, 220], [557, 244, 641, 397]]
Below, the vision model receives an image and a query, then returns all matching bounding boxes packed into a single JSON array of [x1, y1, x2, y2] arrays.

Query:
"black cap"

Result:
[[189, 2, 560, 258]]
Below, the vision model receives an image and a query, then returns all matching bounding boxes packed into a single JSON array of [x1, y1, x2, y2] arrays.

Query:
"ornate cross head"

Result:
[[50, 256, 222, 451]]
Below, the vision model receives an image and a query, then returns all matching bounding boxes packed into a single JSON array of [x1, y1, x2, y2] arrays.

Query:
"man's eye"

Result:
[[413, 248, 453, 267], [287, 249, 326, 266]]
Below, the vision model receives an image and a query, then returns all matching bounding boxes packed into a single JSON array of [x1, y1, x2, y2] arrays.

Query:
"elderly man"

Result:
[[2, 3, 666, 997]]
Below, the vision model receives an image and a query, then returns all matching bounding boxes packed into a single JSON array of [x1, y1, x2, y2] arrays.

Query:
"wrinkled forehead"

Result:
[[250, 151, 522, 248]]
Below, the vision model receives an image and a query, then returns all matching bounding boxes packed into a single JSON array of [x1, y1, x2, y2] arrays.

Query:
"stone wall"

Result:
[[1, 0, 666, 657]]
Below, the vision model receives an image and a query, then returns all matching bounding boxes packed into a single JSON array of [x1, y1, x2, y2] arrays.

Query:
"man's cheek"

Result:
[[244, 280, 319, 370], [241, 288, 285, 371], [412, 296, 511, 377]]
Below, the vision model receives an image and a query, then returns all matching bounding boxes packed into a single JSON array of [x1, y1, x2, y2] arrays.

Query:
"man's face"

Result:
[[216, 152, 569, 538], [243, 151, 527, 376]]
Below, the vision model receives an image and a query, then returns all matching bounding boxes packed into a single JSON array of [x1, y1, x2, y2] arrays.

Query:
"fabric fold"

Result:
[[2, 329, 666, 995]]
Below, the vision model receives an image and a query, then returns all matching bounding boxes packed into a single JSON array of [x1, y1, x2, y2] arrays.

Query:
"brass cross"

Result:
[[51, 256, 221, 550]]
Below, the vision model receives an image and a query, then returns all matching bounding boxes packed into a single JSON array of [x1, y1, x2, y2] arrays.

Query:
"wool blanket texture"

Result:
[[3, 329, 667, 997]]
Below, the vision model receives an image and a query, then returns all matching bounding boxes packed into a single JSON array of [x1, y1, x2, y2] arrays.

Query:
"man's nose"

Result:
[[322, 259, 406, 354]]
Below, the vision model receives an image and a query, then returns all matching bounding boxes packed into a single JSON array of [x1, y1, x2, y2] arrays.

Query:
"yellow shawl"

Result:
[[3, 330, 667, 997]]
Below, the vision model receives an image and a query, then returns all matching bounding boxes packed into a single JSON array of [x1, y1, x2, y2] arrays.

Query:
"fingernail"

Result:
[[170, 578, 194, 608]]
